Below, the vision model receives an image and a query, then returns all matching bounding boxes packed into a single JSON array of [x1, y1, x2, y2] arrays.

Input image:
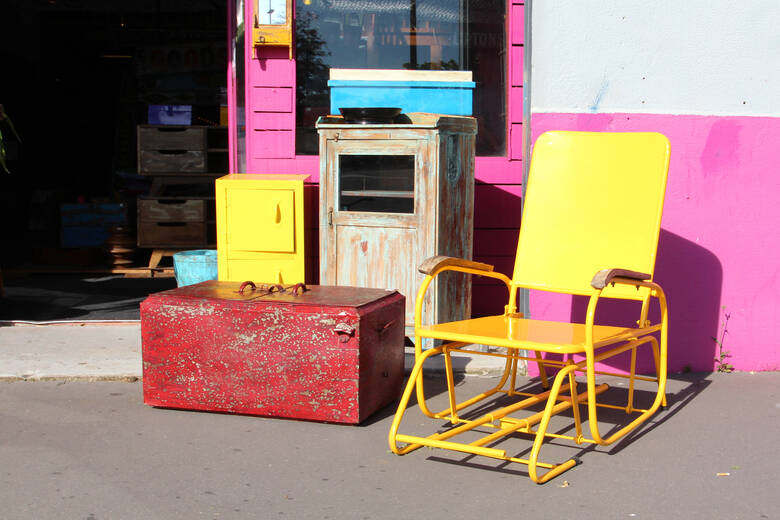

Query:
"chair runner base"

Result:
[[390, 335, 666, 484]]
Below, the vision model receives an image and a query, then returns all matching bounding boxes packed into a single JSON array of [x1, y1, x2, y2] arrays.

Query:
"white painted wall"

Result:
[[530, 1, 780, 116]]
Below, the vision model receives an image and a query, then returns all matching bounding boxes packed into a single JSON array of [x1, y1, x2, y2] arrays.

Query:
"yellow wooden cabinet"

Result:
[[215, 174, 308, 284]]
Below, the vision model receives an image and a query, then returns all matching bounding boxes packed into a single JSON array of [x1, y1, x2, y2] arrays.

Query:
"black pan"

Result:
[[339, 107, 403, 124]]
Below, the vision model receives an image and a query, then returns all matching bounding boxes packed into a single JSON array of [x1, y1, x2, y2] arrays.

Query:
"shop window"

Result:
[[233, 0, 247, 171], [295, 0, 506, 156]]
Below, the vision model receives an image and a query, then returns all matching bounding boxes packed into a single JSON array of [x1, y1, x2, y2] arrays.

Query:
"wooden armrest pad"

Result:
[[418, 256, 495, 275], [591, 268, 651, 289]]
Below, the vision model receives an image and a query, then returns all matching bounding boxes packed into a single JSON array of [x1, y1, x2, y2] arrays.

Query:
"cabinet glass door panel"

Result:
[[338, 154, 415, 213]]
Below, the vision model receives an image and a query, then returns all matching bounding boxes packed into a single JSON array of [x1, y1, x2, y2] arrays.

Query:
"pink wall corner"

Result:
[[528, 112, 780, 373]]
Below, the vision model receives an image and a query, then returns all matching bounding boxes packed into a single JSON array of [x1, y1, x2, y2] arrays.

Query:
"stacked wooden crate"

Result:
[[136, 125, 226, 249], [136, 197, 215, 248]]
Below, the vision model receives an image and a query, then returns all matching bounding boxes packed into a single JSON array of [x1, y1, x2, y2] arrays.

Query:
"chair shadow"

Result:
[[419, 371, 712, 477], [359, 372, 466, 426], [568, 229, 723, 374]]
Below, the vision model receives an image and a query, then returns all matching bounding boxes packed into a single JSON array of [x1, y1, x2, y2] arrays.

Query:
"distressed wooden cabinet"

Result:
[[316, 113, 477, 336], [215, 174, 308, 284]]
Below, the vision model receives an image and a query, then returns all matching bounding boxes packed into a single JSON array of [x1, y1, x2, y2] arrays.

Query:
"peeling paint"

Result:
[[141, 283, 405, 423]]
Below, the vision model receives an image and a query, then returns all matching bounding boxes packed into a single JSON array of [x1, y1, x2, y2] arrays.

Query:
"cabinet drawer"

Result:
[[221, 256, 305, 285], [138, 126, 206, 151], [137, 221, 206, 247], [139, 199, 205, 222], [225, 189, 296, 253], [139, 150, 206, 173]]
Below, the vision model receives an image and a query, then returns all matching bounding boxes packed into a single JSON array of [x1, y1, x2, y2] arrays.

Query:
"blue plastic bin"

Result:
[[328, 79, 475, 116], [173, 250, 218, 287]]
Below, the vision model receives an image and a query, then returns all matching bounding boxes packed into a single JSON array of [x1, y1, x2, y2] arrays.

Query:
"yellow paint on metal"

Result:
[[215, 174, 308, 284], [390, 131, 671, 484]]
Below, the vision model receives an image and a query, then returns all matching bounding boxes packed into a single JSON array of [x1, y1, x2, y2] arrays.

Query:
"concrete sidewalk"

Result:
[[1, 323, 778, 518], [0, 372, 778, 519], [0, 322, 507, 380], [0, 323, 143, 380]]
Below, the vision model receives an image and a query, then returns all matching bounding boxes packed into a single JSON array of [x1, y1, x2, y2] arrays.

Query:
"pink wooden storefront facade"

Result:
[[227, 1, 527, 317], [226, 3, 780, 374]]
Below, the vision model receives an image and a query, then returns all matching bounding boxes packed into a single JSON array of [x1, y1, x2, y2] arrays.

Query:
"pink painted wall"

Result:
[[530, 112, 780, 373], [235, 1, 528, 305]]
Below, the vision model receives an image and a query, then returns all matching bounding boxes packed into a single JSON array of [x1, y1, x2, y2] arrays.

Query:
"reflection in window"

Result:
[[256, 0, 288, 25], [295, 0, 506, 156], [339, 155, 415, 213]]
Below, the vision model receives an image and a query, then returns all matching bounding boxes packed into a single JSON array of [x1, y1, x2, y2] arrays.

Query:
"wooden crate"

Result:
[[137, 125, 227, 175], [138, 125, 207, 150], [137, 197, 213, 248], [138, 150, 206, 174], [141, 282, 405, 424], [138, 198, 205, 222]]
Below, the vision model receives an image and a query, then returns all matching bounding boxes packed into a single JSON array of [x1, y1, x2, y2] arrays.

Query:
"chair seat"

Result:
[[417, 315, 646, 354]]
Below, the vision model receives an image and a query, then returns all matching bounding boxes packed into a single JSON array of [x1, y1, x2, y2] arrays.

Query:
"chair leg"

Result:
[[442, 345, 459, 424], [585, 336, 667, 446], [426, 345, 516, 420], [567, 365, 584, 443], [649, 338, 668, 408], [390, 346, 444, 454], [528, 363, 582, 484], [534, 351, 550, 388], [626, 346, 637, 413]]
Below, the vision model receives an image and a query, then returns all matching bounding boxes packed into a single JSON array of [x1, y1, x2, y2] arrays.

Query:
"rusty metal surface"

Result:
[[141, 283, 405, 424], [153, 280, 397, 307]]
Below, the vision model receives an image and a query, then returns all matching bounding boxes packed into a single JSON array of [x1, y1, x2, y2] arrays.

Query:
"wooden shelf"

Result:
[[340, 190, 414, 199]]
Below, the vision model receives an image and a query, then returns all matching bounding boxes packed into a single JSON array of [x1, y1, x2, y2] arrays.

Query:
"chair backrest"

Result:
[[513, 131, 671, 298]]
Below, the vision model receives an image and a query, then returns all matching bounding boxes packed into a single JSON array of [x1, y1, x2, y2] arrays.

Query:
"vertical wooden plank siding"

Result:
[[511, 2, 525, 43], [251, 87, 293, 111], [246, 43, 295, 164], [240, 1, 527, 317], [509, 2, 525, 161]]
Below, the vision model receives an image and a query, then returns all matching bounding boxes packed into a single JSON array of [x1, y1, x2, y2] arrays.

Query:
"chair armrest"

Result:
[[591, 269, 651, 289], [418, 255, 495, 275]]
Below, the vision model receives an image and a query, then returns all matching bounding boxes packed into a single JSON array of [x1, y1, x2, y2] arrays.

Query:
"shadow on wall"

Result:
[[568, 229, 722, 374], [466, 184, 724, 374], [470, 182, 523, 317]]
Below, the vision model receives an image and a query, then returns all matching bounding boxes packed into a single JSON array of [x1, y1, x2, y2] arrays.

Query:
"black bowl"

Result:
[[339, 107, 403, 124]]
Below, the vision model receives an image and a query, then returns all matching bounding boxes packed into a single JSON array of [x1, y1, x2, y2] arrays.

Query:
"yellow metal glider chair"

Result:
[[389, 131, 671, 483]]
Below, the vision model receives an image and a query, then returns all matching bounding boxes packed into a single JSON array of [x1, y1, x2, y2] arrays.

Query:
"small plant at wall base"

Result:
[[712, 307, 733, 373], [0, 104, 22, 174]]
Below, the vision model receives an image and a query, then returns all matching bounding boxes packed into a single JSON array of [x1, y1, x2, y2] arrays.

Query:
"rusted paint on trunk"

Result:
[[141, 281, 405, 424]]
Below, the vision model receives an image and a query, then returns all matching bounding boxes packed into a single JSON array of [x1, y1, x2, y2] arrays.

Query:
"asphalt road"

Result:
[[0, 373, 778, 520]]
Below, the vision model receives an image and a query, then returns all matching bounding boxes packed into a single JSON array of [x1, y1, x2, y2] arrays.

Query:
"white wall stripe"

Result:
[[530, 1, 780, 117]]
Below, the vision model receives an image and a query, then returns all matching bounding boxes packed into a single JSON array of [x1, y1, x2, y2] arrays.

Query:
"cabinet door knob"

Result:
[[327, 208, 333, 227]]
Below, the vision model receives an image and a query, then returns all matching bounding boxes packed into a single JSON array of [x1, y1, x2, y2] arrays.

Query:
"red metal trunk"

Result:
[[141, 282, 405, 424]]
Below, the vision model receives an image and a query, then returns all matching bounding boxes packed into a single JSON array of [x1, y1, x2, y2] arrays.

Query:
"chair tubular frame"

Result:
[[388, 261, 669, 484]]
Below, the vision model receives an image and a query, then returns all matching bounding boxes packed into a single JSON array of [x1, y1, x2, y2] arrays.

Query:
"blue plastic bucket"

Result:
[[172, 249, 218, 287]]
